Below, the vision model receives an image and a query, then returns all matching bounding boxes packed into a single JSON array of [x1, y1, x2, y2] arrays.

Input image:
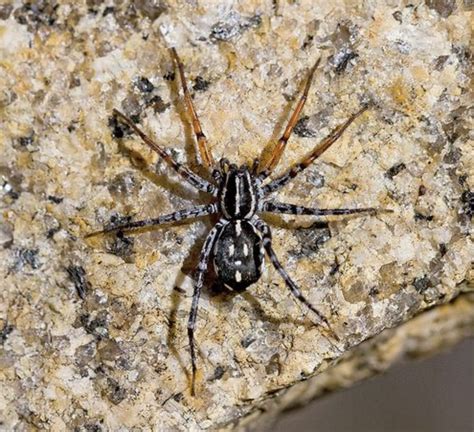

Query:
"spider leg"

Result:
[[188, 221, 224, 396], [171, 48, 215, 169], [263, 105, 369, 195], [112, 109, 217, 195], [85, 203, 217, 237], [262, 201, 392, 217], [255, 219, 339, 340], [258, 58, 321, 180]]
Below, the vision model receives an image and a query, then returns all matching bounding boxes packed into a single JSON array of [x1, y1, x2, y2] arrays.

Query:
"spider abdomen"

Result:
[[213, 220, 264, 291]]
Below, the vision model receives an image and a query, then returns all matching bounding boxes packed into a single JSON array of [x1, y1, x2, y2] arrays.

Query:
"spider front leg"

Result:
[[171, 48, 215, 170], [263, 105, 369, 195], [258, 58, 321, 180], [187, 221, 224, 396], [255, 219, 339, 340]]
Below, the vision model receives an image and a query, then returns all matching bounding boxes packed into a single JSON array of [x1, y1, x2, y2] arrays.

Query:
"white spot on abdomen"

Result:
[[243, 244, 249, 256], [235, 271, 242, 282]]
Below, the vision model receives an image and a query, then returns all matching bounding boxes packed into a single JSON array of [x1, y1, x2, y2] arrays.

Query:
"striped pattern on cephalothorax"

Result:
[[219, 166, 259, 220]]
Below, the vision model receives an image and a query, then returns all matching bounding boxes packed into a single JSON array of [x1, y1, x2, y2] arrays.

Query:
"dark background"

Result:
[[275, 340, 473, 432]]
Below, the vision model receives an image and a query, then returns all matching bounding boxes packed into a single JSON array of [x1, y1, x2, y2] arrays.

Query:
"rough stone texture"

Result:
[[0, 1, 472, 431]]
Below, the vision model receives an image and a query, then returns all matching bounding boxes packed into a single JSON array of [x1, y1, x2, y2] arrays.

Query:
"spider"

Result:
[[88, 48, 388, 395]]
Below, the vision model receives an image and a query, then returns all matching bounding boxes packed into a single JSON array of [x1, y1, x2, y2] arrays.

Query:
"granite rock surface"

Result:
[[0, 0, 472, 430]]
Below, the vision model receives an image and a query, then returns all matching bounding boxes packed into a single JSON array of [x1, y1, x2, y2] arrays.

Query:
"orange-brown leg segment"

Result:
[[263, 105, 369, 195], [259, 58, 321, 179], [170, 48, 215, 169]]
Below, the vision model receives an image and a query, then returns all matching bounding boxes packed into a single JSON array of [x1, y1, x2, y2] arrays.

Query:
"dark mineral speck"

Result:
[[433, 55, 450, 71], [0, 322, 14, 344], [83, 424, 103, 432], [13, 1, 59, 31], [148, 95, 170, 113], [163, 71, 175, 81], [392, 10, 403, 23], [291, 222, 331, 257], [414, 212, 434, 222], [413, 275, 433, 293], [0, 4, 13, 20], [425, 0, 457, 18], [385, 163, 406, 179], [193, 76, 210, 92], [443, 147, 462, 164], [210, 365, 225, 381], [241, 335, 256, 348], [105, 378, 127, 405], [327, 22, 359, 73], [108, 114, 133, 139], [210, 12, 261, 42], [66, 265, 90, 299], [107, 231, 135, 261], [134, 0, 167, 21], [294, 116, 318, 138], [334, 50, 358, 73], [135, 76, 155, 93], [16, 133, 35, 150], [48, 195, 63, 204], [439, 243, 447, 256], [79, 311, 109, 339], [265, 353, 281, 375], [13, 248, 40, 271], [461, 190, 473, 218], [102, 6, 114, 16]]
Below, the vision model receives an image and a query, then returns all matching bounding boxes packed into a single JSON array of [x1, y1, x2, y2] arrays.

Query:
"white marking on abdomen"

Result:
[[243, 244, 249, 256], [229, 244, 235, 256], [236, 221, 242, 236], [235, 271, 242, 282]]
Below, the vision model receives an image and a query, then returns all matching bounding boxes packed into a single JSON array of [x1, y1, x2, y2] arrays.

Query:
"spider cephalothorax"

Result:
[[88, 48, 388, 395]]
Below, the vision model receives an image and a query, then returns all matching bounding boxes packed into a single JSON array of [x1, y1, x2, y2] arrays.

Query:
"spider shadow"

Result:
[[260, 211, 377, 231], [116, 140, 206, 203]]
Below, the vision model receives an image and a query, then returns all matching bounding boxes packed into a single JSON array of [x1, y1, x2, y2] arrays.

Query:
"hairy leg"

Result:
[[85, 204, 217, 237], [263, 105, 369, 195], [187, 221, 224, 395]]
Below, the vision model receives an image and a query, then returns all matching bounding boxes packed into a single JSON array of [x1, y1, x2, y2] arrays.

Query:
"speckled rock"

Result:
[[0, 1, 472, 431]]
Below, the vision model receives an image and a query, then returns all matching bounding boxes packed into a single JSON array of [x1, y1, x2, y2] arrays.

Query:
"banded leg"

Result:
[[171, 48, 215, 169], [262, 201, 391, 217], [255, 219, 339, 340], [263, 105, 369, 195], [259, 58, 321, 180], [188, 221, 224, 395], [113, 109, 217, 195], [85, 204, 217, 237]]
